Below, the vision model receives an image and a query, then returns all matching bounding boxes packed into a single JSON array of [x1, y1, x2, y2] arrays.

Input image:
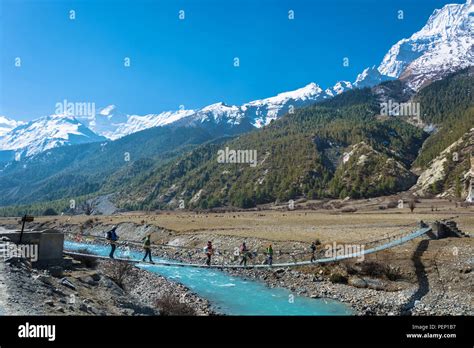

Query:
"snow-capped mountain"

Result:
[[73, 83, 335, 138], [356, 0, 473, 90], [0, 114, 106, 158], [329, 81, 353, 96], [0, 116, 24, 137], [187, 102, 244, 126], [242, 82, 330, 127], [354, 67, 394, 88], [111, 109, 196, 139], [75, 105, 128, 140], [89, 0, 472, 138], [2, 0, 472, 156], [176, 82, 331, 130], [77, 105, 196, 140]]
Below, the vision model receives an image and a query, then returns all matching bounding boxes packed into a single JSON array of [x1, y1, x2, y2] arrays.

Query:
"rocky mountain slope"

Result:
[[413, 127, 474, 198]]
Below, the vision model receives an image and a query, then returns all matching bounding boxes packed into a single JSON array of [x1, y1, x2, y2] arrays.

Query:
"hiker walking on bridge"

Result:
[[239, 242, 250, 267], [142, 234, 154, 263], [310, 241, 318, 262], [106, 226, 119, 259], [265, 244, 274, 266], [205, 241, 213, 266]]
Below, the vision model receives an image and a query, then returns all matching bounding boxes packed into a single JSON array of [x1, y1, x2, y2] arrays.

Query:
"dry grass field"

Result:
[[1, 198, 472, 244]]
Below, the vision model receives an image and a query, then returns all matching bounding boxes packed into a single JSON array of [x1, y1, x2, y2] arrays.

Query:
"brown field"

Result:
[[1, 197, 472, 244]]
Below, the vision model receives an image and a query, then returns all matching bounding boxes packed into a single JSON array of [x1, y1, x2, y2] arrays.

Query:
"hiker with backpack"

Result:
[[205, 241, 213, 266], [310, 240, 321, 262], [106, 225, 119, 259], [239, 242, 249, 267], [142, 234, 154, 263], [266, 244, 274, 266], [310, 241, 317, 262]]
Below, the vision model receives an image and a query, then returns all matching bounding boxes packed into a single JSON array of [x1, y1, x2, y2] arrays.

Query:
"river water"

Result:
[[64, 241, 353, 315]]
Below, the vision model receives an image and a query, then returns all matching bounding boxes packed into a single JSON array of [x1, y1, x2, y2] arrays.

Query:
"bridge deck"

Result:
[[64, 227, 432, 269]]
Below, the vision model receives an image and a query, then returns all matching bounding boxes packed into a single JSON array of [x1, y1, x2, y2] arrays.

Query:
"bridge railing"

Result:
[[62, 221, 429, 268]]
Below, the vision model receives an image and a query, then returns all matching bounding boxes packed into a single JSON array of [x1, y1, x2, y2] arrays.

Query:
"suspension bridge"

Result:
[[62, 221, 449, 269]]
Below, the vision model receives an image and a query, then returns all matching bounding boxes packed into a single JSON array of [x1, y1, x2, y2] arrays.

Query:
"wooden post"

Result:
[[19, 215, 34, 244]]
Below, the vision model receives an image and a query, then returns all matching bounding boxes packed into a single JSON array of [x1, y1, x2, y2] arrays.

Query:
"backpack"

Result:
[[107, 229, 118, 241]]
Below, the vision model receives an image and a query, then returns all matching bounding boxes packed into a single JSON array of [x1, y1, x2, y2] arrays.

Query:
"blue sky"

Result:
[[0, 0, 464, 121]]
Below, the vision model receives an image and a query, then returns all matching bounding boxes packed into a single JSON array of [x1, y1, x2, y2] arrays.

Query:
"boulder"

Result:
[[348, 276, 367, 288], [48, 266, 64, 278], [60, 277, 76, 290], [36, 275, 54, 286], [79, 276, 99, 286], [365, 278, 385, 290], [44, 299, 55, 307], [90, 273, 101, 281]]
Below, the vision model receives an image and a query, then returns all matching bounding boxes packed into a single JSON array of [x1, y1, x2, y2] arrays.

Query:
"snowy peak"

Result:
[[242, 82, 329, 127], [75, 105, 196, 140], [0, 114, 106, 158], [0, 116, 24, 137], [175, 83, 330, 130], [99, 105, 116, 117], [354, 66, 393, 88], [413, 1, 471, 40], [196, 102, 242, 124], [247, 82, 323, 107], [112, 109, 196, 138], [200, 102, 238, 113], [76, 105, 128, 140], [332, 81, 353, 95], [377, 0, 473, 90]]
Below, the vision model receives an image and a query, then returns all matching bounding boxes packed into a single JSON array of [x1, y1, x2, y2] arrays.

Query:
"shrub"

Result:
[[387, 201, 398, 209], [360, 261, 386, 277], [73, 248, 98, 268], [357, 261, 403, 281], [385, 266, 403, 281], [101, 260, 138, 290], [155, 294, 197, 316], [329, 273, 348, 284], [82, 218, 94, 229]]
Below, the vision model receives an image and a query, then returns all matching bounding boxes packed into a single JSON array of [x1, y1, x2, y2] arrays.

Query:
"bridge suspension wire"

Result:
[[61, 229, 319, 261], [63, 226, 433, 269], [61, 220, 422, 260]]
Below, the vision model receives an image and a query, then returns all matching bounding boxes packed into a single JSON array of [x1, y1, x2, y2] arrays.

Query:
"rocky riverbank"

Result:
[[2, 219, 472, 316], [0, 237, 214, 316], [225, 264, 472, 316], [65, 237, 473, 316]]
